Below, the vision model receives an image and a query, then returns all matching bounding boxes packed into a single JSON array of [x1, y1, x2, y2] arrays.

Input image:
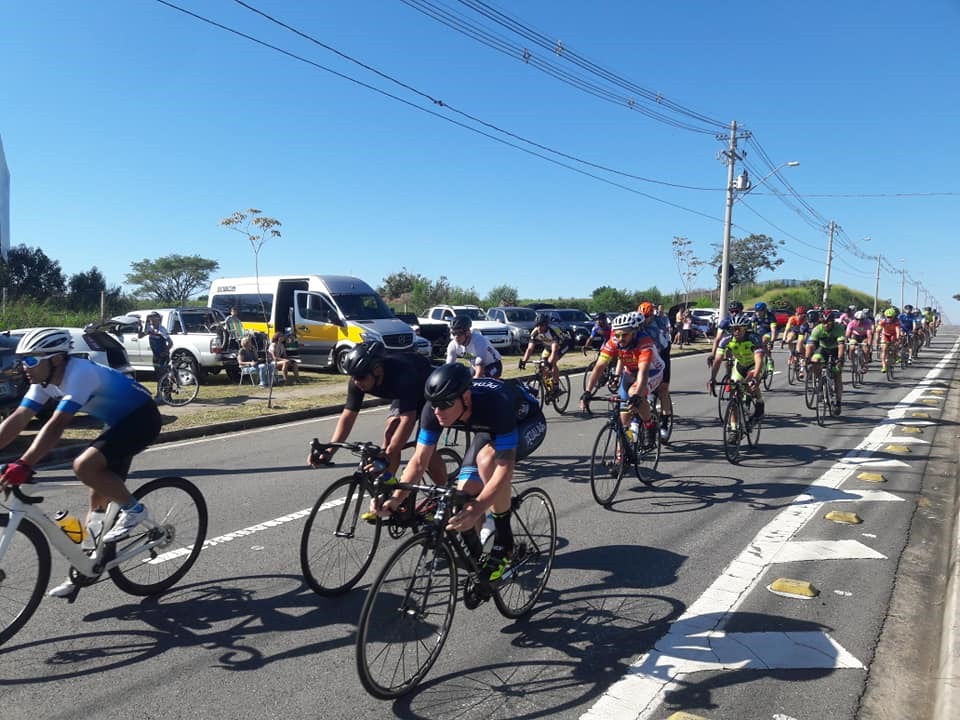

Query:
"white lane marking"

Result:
[[802, 487, 904, 504], [582, 338, 959, 720], [838, 458, 911, 469], [770, 540, 887, 563]]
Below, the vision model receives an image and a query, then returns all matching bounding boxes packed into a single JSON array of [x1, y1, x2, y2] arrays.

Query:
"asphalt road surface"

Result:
[[3, 330, 957, 720]]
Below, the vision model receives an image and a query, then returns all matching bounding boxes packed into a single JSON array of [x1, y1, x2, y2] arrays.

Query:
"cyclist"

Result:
[[752, 301, 778, 373], [377, 363, 546, 583], [838, 304, 857, 326], [897, 305, 917, 364], [708, 315, 765, 418], [876, 307, 902, 374], [445, 315, 503, 378], [139, 311, 173, 400], [583, 313, 612, 353], [519, 313, 572, 391], [308, 341, 448, 508], [782, 306, 809, 377], [0, 328, 161, 598], [845, 310, 873, 368], [806, 311, 847, 414], [579, 312, 664, 449], [637, 301, 674, 442], [709, 300, 745, 367]]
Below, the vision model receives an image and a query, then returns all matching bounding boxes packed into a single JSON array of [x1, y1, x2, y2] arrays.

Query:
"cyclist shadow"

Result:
[[0, 574, 363, 681]]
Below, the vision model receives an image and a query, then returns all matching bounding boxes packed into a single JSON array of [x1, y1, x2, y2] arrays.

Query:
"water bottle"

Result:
[[628, 419, 640, 443], [54, 510, 84, 544], [479, 513, 496, 545], [82, 510, 106, 551]]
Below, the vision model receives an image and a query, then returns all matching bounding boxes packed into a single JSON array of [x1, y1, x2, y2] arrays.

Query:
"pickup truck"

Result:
[[420, 305, 511, 351], [394, 312, 450, 357], [100, 307, 239, 382]]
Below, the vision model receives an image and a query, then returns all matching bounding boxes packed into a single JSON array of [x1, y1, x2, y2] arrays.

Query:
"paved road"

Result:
[[2, 331, 956, 720]]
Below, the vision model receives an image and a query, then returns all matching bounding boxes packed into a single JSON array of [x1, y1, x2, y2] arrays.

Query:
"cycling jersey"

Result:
[[21, 358, 152, 425], [718, 331, 763, 369], [446, 332, 502, 374], [878, 317, 900, 340], [753, 312, 777, 335], [844, 319, 871, 340], [598, 333, 664, 376], [344, 352, 433, 414], [586, 323, 612, 346], [807, 323, 846, 351], [897, 313, 915, 333]]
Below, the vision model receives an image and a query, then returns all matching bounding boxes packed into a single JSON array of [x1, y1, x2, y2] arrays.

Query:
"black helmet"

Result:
[[728, 300, 744, 313], [450, 315, 472, 332], [596, 312, 607, 321], [342, 341, 386, 377], [425, 363, 472, 404], [534, 313, 549, 325], [806, 310, 821, 323]]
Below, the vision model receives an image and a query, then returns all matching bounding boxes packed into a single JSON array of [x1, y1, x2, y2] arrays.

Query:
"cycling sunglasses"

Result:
[[432, 397, 460, 410], [20, 355, 53, 368]]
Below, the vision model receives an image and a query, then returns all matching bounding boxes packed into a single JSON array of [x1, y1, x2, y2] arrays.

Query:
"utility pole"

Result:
[[872, 254, 881, 318], [900, 269, 905, 309], [821, 220, 836, 307], [718, 121, 740, 325]]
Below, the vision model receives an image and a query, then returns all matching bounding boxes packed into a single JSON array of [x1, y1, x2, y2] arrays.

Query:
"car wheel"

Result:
[[171, 351, 201, 384], [335, 346, 352, 374]]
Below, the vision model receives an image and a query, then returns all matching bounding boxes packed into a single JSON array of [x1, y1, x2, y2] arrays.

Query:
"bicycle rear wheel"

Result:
[[109, 476, 207, 596], [300, 476, 382, 596], [722, 399, 744, 464], [589, 422, 625, 506], [494, 487, 556, 619], [160, 365, 200, 407], [356, 533, 457, 699], [0, 516, 51, 647], [551, 374, 571, 414]]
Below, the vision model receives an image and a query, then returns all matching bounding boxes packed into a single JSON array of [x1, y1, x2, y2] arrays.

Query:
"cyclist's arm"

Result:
[[519, 340, 535, 364], [583, 353, 613, 394], [747, 348, 764, 378], [18, 408, 74, 467], [0, 405, 37, 452]]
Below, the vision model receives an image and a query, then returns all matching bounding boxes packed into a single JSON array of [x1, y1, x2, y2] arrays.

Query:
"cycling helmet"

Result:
[[847, 304, 856, 312], [854, 310, 865, 320], [424, 362, 472, 404], [754, 301, 767, 312], [596, 312, 607, 322], [904, 304, 913, 311], [806, 310, 821, 324], [795, 305, 806, 315], [924, 306, 932, 312], [534, 313, 550, 326], [637, 301, 655, 318], [611, 312, 640, 331], [342, 340, 386, 377], [728, 300, 744, 313], [728, 314, 751, 328], [15, 327, 74, 356], [450, 315, 472, 333]]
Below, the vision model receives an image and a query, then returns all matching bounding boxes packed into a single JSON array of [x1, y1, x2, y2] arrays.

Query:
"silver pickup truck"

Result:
[[100, 307, 239, 382]]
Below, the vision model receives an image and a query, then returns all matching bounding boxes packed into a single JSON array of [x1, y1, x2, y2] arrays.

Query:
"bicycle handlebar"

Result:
[[309, 438, 385, 467]]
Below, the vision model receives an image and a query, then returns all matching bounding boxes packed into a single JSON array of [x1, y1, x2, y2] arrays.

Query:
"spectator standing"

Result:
[[224, 306, 244, 349], [140, 311, 173, 400]]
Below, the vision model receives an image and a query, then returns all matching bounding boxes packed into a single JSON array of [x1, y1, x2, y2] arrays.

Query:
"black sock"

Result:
[[493, 510, 513, 551]]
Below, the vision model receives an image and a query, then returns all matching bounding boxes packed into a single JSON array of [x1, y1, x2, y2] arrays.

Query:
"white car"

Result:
[[9, 327, 134, 375]]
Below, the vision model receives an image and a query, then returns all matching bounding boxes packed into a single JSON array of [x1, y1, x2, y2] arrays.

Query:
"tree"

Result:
[[709, 233, 784, 284], [591, 286, 633, 312], [672, 236, 705, 304], [379, 268, 428, 300], [953, 293, 960, 302], [483, 284, 519, 308], [68, 266, 122, 313], [0, 244, 66, 302], [220, 208, 282, 323], [125, 254, 220, 305]]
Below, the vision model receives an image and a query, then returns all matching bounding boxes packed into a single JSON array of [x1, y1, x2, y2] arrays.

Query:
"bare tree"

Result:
[[220, 208, 282, 325], [672, 236, 705, 305]]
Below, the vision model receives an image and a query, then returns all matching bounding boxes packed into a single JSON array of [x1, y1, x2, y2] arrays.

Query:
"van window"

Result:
[[211, 293, 274, 324], [332, 292, 393, 321], [297, 293, 339, 323]]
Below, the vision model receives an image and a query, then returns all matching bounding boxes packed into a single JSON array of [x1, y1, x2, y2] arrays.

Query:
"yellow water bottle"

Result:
[[54, 510, 85, 544]]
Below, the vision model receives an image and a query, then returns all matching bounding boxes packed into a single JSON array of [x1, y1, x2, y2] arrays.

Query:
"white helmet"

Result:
[[15, 327, 74, 356], [611, 312, 640, 331], [854, 310, 865, 320]]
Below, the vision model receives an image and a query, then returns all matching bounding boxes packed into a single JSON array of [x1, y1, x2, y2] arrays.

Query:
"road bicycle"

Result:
[[157, 357, 200, 407], [587, 394, 662, 506], [299, 439, 462, 596], [785, 343, 807, 386], [847, 338, 868, 388], [581, 351, 621, 400], [714, 355, 734, 422], [811, 356, 842, 426], [0, 473, 207, 646], [718, 376, 761, 464], [355, 479, 556, 698], [899, 337, 911, 370], [759, 340, 775, 391], [879, 339, 897, 381], [527, 359, 571, 414]]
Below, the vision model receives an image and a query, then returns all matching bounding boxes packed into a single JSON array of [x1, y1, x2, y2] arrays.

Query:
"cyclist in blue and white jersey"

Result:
[[377, 364, 546, 583], [0, 328, 162, 598], [897, 304, 917, 363]]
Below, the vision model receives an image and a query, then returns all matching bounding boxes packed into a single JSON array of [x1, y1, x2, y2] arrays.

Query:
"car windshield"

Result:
[[505, 309, 536, 322], [455, 308, 486, 321], [557, 310, 591, 322], [332, 293, 395, 320], [180, 309, 227, 333]]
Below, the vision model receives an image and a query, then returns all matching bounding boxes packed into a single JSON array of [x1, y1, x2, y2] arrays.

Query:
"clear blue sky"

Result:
[[3, 0, 958, 316]]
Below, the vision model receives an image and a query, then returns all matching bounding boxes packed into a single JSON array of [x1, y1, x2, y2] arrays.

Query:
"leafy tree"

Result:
[[709, 233, 784, 284], [483, 284, 519, 308], [591, 286, 633, 312], [125, 254, 220, 305], [68, 266, 123, 313], [0, 244, 66, 302], [379, 268, 428, 299]]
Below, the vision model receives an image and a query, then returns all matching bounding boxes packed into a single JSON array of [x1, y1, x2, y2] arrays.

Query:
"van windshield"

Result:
[[333, 293, 394, 321]]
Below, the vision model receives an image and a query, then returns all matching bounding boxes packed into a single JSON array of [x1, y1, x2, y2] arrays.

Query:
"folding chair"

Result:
[[239, 365, 260, 386]]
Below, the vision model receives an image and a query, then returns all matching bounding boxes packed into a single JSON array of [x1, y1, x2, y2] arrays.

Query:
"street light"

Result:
[[718, 160, 799, 323]]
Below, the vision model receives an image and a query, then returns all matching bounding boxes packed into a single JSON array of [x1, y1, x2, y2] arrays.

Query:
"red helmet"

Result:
[[637, 301, 655, 317], [795, 305, 806, 315]]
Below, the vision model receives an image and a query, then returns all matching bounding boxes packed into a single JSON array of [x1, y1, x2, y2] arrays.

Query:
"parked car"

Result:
[[541, 308, 595, 346], [394, 312, 450, 357], [689, 309, 717, 338], [0, 333, 29, 418], [485, 306, 537, 353], [420, 305, 511, 351]]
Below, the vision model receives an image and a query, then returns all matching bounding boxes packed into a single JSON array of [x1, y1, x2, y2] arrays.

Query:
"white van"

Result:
[[208, 275, 417, 372]]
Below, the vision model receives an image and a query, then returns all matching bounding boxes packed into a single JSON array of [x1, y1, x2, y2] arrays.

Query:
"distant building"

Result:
[[0, 134, 9, 261]]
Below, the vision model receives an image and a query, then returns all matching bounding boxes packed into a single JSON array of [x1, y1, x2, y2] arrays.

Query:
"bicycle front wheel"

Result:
[[0, 516, 51, 647], [356, 533, 458, 699], [109, 476, 208, 596], [401, 440, 462, 484], [161, 367, 200, 407], [494, 487, 557, 619], [787, 357, 798, 386], [722, 399, 743, 464], [762, 357, 774, 391], [815, 376, 830, 427], [589, 422, 625, 506], [716, 374, 729, 421], [552, 374, 571, 414], [804, 367, 817, 409], [300, 476, 382, 596]]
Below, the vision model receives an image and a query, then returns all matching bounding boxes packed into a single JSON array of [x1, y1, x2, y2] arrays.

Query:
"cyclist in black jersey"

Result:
[[519, 313, 573, 390], [308, 341, 447, 490], [378, 363, 547, 582]]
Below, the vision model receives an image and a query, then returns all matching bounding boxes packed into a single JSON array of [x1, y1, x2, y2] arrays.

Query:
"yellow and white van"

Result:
[[207, 275, 417, 372]]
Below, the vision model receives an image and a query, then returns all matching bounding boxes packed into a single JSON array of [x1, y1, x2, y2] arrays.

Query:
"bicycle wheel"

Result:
[[848, 349, 860, 388], [356, 533, 458, 699], [0, 516, 51, 647], [400, 440, 462, 484], [815, 375, 830, 427], [527, 377, 545, 410], [804, 366, 817, 409], [762, 356, 774, 391], [744, 396, 761, 447], [634, 419, 661, 486], [551, 374, 571, 414], [786, 356, 798, 386], [582, 359, 597, 394], [716, 373, 730, 421], [722, 399, 743, 464], [494, 487, 557, 619], [109, 476, 207, 596], [161, 366, 200, 407], [589, 422, 625, 506], [300, 476, 382, 596], [653, 394, 674, 445]]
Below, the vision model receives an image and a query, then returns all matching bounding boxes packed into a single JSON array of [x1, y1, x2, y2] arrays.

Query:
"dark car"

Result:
[[542, 308, 594, 346], [0, 334, 29, 418]]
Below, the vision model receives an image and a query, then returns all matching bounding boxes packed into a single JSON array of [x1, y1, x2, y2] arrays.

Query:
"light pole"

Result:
[[862, 238, 881, 318], [718, 148, 799, 322], [898, 259, 906, 309]]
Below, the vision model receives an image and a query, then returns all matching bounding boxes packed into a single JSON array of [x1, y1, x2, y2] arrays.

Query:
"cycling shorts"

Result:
[[456, 409, 547, 485], [90, 401, 162, 480], [618, 367, 663, 403]]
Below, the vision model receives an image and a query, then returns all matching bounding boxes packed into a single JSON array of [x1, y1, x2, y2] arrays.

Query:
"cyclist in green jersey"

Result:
[[805, 313, 847, 414], [708, 315, 766, 418]]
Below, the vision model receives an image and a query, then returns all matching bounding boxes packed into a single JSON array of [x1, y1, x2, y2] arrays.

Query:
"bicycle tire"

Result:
[[653, 393, 674, 445], [109, 476, 207, 596], [722, 399, 743, 464], [300, 475, 382, 596], [815, 375, 829, 427], [582, 359, 597, 394], [804, 366, 817, 409], [0, 516, 51, 647], [356, 532, 457, 699], [527, 377, 545, 410], [400, 440, 462, 484], [589, 421, 625, 506], [762, 354, 774, 391], [160, 366, 200, 407], [745, 398, 761, 447], [634, 423, 661, 486], [716, 373, 730, 422], [786, 356, 798, 386], [494, 487, 556, 619], [552, 374, 571, 414]]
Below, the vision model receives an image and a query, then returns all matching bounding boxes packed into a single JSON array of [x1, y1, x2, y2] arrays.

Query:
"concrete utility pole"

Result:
[[900, 268, 905, 309], [821, 220, 836, 307], [873, 254, 881, 318], [718, 121, 740, 325]]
